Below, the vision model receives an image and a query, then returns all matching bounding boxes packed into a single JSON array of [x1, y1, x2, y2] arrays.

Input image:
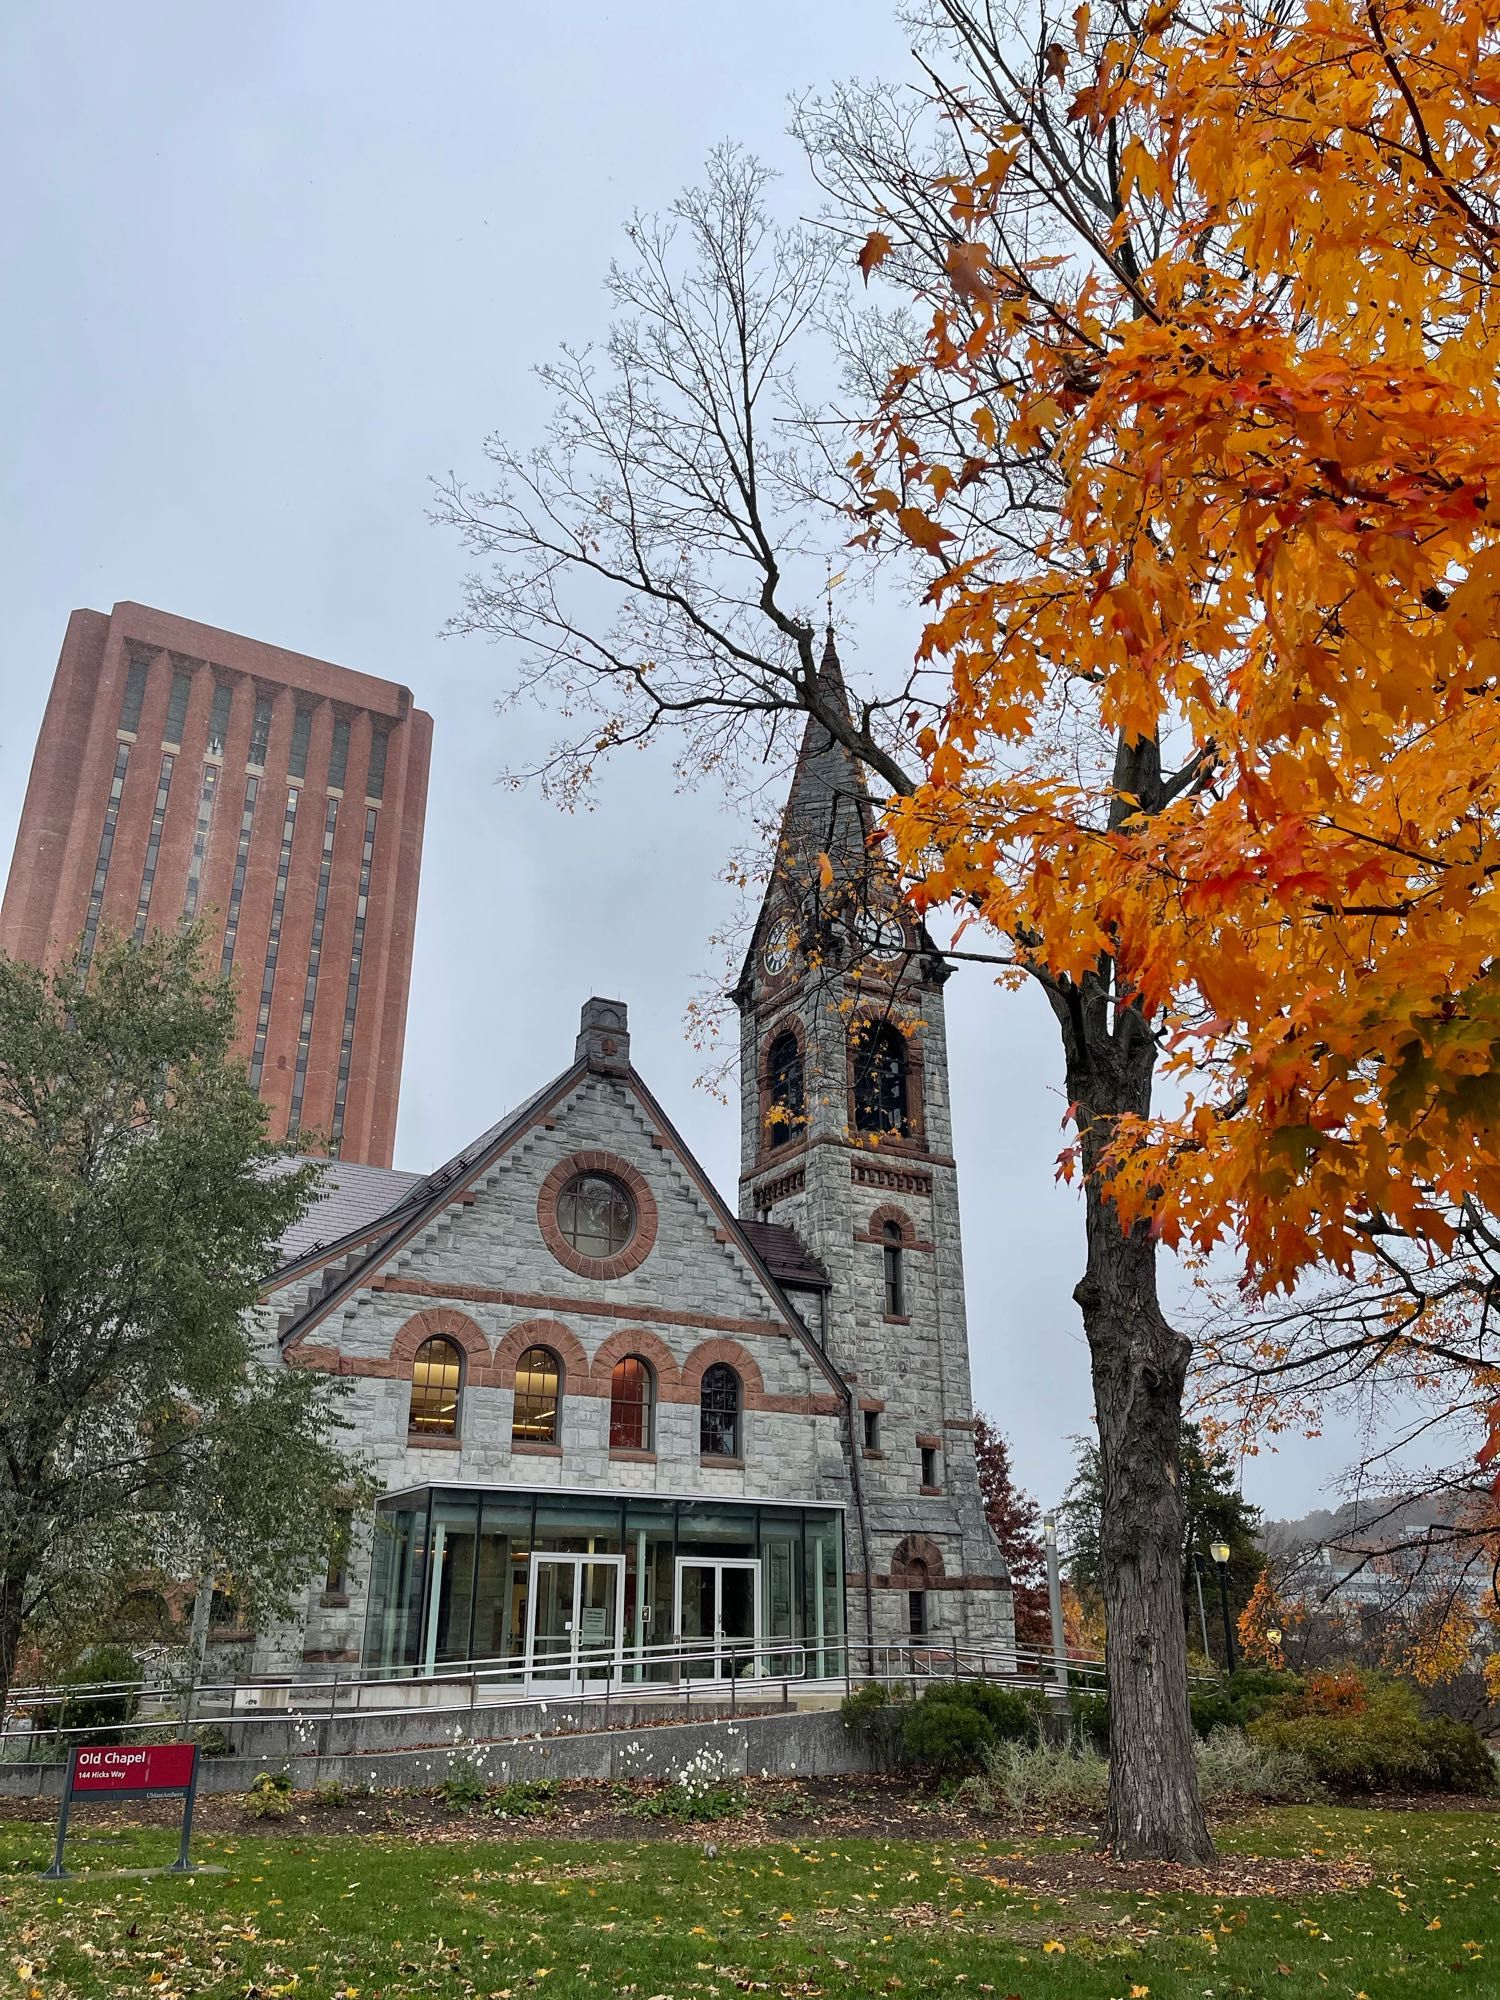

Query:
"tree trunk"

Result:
[[0, 1566, 29, 1720], [1077, 1200, 1214, 1861], [1054, 891, 1215, 1859]]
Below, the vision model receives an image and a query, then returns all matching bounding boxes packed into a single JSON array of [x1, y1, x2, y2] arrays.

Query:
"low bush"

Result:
[[629, 1746, 748, 1823], [1194, 1726, 1321, 1804], [901, 1681, 1045, 1776], [840, 1680, 911, 1769], [488, 1779, 562, 1819], [311, 1778, 378, 1808], [1251, 1672, 1496, 1794], [437, 1755, 491, 1809], [1190, 1669, 1304, 1738], [36, 1644, 143, 1748], [244, 1769, 294, 1819], [985, 1739, 1111, 1816]]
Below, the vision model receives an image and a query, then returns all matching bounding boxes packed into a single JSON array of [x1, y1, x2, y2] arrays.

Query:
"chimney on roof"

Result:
[[576, 996, 630, 1075]]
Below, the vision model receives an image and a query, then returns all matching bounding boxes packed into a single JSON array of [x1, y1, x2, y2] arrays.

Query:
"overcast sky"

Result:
[[0, 0, 1357, 1517]]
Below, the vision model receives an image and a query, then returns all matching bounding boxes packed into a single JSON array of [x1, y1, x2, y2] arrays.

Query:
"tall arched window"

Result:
[[766, 1028, 804, 1149], [853, 1022, 909, 1136], [882, 1219, 906, 1317], [409, 1335, 463, 1437], [700, 1362, 741, 1458], [609, 1355, 655, 1451], [512, 1345, 562, 1445]]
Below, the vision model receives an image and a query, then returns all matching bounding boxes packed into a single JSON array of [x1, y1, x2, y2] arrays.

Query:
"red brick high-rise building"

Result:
[[0, 603, 432, 1167]]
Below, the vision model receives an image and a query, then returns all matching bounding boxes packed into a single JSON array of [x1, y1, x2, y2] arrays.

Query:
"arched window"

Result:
[[700, 1362, 741, 1458], [853, 1022, 909, 1136], [512, 1345, 562, 1445], [609, 1354, 655, 1451], [766, 1029, 804, 1149], [409, 1335, 463, 1437], [882, 1219, 906, 1317]]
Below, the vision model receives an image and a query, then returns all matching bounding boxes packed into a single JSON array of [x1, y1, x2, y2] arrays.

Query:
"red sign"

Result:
[[70, 1743, 196, 1793]]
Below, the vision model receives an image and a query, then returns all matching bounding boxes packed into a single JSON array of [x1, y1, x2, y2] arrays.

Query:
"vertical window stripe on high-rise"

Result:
[[207, 681, 233, 757], [180, 762, 221, 924], [119, 657, 149, 734], [287, 797, 339, 1132], [247, 788, 300, 1089], [248, 693, 273, 768], [330, 807, 378, 1153], [219, 776, 259, 977], [163, 669, 192, 746], [78, 742, 131, 972], [131, 753, 176, 942]]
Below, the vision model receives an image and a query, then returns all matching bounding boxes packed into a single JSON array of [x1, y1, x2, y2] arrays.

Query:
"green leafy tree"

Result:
[[0, 928, 364, 1701], [1059, 1422, 1263, 1662]]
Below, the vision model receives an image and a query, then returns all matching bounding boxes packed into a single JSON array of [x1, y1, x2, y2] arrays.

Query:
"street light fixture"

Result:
[[1209, 1541, 1236, 1672]]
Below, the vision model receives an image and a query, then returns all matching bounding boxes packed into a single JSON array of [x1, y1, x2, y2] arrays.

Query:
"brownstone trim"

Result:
[[493, 1318, 597, 1394], [700, 1454, 745, 1469], [608, 1447, 658, 1463], [919, 1483, 944, 1496], [942, 1417, 980, 1431], [883, 1314, 912, 1327], [680, 1336, 766, 1405], [864, 1203, 914, 1243], [511, 1441, 564, 1458], [389, 1307, 493, 1383], [915, 1431, 942, 1450], [855, 1203, 935, 1252], [407, 1433, 463, 1451], [857, 1395, 886, 1412], [753, 1012, 808, 1171], [301, 1647, 359, 1663], [537, 1151, 659, 1279], [860, 1574, 1009, 1593], [888, 1532, 946, 1583], [590, 1326, 683, 1401], [845, 1008, 928, 1152]]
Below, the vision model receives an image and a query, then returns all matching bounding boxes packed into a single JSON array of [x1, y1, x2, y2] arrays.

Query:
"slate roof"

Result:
[[739, 1219, 830, 1289], [273, 1157, 425, 1264]]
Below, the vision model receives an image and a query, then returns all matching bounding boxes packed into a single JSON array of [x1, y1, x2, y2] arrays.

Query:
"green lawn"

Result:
[[2, 1807, 1497, 1999]]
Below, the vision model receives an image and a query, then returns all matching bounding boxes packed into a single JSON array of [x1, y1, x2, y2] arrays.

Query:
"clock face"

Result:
[[761, 917, 795, 978], [855, 912, 906, 962]]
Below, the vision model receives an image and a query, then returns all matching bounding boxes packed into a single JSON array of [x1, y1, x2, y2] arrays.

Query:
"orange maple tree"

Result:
[[867, 0, 1500, 1279], [838, 0, 1500, 1851]]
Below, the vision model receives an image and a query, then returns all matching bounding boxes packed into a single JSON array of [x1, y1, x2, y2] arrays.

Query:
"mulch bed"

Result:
[[971, 1850, 1376, 1899], [0, 1772, 1488, 1847]]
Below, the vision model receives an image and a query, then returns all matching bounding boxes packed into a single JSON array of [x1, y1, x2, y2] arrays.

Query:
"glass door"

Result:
[[674, 1558, 762, 1681], [524, 1555, 624, 1690]]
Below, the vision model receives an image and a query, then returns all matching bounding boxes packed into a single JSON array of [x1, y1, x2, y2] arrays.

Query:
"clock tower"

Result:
[[733, 631, 1012, 1656]]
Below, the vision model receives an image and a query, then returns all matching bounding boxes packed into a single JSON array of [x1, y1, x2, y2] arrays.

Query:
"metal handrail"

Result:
[[0, 1635, 825, 1755]]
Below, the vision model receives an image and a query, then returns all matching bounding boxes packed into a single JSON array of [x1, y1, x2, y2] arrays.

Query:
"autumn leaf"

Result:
[[858, 231, 893, 283], [896, 506, 955, 557]]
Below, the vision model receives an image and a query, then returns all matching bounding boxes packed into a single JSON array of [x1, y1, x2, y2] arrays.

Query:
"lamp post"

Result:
[[1042, 1512, 1068, 1693], [1210, 1540, 1236, 1672]]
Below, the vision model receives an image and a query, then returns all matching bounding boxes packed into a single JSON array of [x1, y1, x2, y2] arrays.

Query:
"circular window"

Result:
[[556, 1172, 636, 1258]]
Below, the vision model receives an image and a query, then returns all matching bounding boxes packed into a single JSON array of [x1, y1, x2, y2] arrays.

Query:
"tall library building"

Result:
[[0, 602, 431, 1166]]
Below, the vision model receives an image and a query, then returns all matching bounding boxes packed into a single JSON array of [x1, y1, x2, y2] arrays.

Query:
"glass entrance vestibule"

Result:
[[363, 1485, 847, 1686]]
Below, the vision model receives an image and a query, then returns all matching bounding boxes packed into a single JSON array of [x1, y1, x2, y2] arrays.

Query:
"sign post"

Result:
[[44, 1742, 200, 1879]]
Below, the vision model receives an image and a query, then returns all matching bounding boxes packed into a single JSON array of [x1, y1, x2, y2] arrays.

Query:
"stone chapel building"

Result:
[[250, 638, 1011, 1686]]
